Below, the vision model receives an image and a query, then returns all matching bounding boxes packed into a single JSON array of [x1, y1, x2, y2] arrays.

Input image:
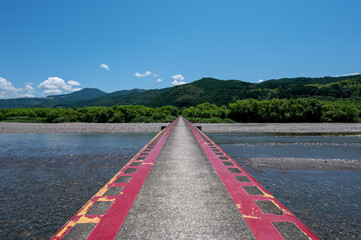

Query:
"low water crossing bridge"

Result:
[[51, 117, 318, 240]]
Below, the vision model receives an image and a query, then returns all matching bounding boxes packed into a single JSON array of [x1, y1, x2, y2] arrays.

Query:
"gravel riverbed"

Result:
[[1, 122, 361, 134], [0, 122, 165, 133], [199, 122, 361, 134]]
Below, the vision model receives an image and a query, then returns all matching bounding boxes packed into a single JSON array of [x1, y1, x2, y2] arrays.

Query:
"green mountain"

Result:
[[0, 75, 360, 109], [0, 97, 48, 109], [0, 88, 107, 109], [255, 75, 360, 99], [46, 88, 106, 102], [69, 76, 361, 108], [147, 78, 256, 107], [71, 88, 152, 107], [39, 88, 107, 107]]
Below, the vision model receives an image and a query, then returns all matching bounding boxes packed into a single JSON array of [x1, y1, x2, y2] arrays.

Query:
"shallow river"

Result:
[[0, 133, 154, 239], [208, 133, 361, 240], [0, 132, 360, 239]]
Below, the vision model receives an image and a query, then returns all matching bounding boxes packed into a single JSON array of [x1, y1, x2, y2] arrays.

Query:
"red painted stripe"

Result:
[[185, 119, 319, 240], [50, 118, 178, 240]]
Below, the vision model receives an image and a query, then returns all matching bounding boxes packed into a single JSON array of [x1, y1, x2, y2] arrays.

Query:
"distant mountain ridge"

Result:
[[0, 75, 360, 109], [46, 88, 106, 101], [40, 88, 107, 107], [0, 88, 107, 109]]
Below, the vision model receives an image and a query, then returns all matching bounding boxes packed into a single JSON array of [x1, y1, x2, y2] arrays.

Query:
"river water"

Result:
[[208, 133, 361, 240], [0, 133, 360, 239], [0, 133, 154, 239]]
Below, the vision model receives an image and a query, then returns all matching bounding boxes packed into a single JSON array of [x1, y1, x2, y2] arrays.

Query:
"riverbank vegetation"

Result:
[[1, 98, 360, 123]]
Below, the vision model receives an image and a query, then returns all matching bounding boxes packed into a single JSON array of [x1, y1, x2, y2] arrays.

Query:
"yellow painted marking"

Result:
[[77, 216, 101, 224], [78, 202, 94, 216], [270, 200, 293, 215], [259, 188, 275, 199], [96, 186, 110, 197], [243, 215, 261, 219], [53, 221, 76, 238], [300, 228, 313, 240], [97, 197, 115, 202], [251, 207, 259, 216], [237, 204, 262, 220], [142, 162, 154, 165]]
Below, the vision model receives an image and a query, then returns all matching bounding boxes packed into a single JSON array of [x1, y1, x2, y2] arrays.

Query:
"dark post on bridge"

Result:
[[51, 117, 319, 240]]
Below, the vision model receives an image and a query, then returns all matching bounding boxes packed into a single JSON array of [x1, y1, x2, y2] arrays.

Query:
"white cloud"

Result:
[[157, 78, 162, 82], [67, 80, 80, 86], [24, 83, 34, 92], [258, 79, 264, 83], [172, 79, 186, 85], [38, 77, 81, 95], [0, 77, 35, 99], [43, 89, 62, 95], [38, 77, 72, 91], [100, 63, 110, 70], [153, 73, 160, 77], [333, 72, 360, 77], [172, 74, 184, 81], [342, 72, 360, 76], [135, 71, 152, 77], [0, 77, 22, 98], [171, 74, 186, 85]]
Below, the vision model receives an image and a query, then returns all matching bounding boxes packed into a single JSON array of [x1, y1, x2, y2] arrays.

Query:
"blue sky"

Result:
[[0, 0, 360, 98]]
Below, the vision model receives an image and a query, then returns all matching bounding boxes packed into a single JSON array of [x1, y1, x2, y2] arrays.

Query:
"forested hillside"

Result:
[[72, 89, 164, 107], [0, 75, 360, 109], [52, 75, 361, 107]]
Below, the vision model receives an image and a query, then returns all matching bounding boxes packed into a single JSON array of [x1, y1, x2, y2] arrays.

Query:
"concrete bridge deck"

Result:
[[51, 117, 318, 240]]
